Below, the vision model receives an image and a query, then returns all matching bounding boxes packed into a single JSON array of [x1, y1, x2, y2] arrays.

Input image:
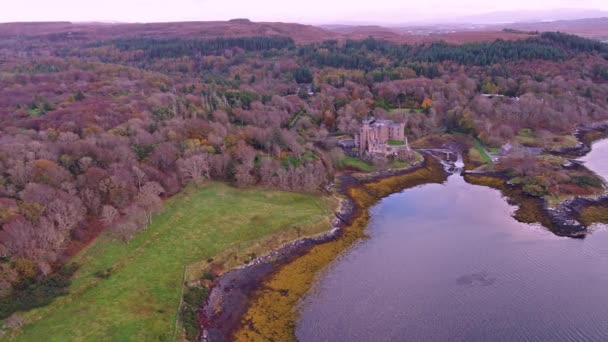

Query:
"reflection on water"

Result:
[[297, 171, 608, 342], [580, 138, 608, 181]]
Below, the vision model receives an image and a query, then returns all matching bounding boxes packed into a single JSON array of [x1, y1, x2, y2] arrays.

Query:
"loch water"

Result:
[[580, 138, 608, 183], [296, 141, 608, 342]]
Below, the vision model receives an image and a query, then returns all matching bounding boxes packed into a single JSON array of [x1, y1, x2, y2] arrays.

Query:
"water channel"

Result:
[[296, 140, 608, 342]]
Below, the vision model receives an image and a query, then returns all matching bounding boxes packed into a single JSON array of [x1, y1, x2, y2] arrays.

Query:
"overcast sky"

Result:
[[2, 0, 608, 24]]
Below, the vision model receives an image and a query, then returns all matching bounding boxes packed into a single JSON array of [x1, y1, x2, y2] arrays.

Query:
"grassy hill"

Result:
[[6, 182, 336, 341]]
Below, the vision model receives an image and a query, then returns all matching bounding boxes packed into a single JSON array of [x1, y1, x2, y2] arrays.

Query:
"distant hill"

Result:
[[449, 9, 608, 25], [500, 17, 608, 40], [2, 17, 606, 46], [0, 20, 340, 44]]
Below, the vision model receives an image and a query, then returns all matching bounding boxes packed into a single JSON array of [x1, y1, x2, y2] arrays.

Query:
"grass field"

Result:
[[6, 182, 336, 341], [473, 138, 492, 164], [389, 108, 422, 114], [515, 128, 579, 151], [338, 156, 374, 172], [387, 140, 405, 146]]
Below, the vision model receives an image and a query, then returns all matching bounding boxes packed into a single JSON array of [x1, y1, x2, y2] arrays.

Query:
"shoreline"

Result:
[[199, 156, 447, 341], [463, 172, 589, 237], [464, 125, 608, 238], [198, 196, 355, 342], [198, 127, 608, 341], [562, 121, 608, 157]]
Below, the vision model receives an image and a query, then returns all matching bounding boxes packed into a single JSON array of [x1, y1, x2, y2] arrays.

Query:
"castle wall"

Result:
[[388, 123, 405, 141], [357, 120, 408, 157], [377, 124, 389, 143]]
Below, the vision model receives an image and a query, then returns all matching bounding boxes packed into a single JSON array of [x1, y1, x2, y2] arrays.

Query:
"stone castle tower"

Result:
[[355, 119, 408, 156]]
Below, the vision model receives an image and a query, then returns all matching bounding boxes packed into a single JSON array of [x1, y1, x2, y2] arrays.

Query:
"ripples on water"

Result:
[[297, 141, 608, 342]]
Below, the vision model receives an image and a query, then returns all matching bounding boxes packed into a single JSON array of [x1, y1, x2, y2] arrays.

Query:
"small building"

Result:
[[500, 143, 542, 156], [500, 143, 513, 155], [482, 93, 506, 99], [337, 139, 357, 156], [337, 139, 356, 149], [296, 83, 314, 96], [523, 147, 543, 155], [482, 94, 520, 101]]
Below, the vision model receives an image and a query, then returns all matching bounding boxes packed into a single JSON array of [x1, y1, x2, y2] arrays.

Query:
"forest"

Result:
[[0, 27, 607, 325]]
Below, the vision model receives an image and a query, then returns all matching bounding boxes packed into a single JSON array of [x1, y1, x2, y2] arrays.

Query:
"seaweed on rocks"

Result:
[[200, 156, 448, 342]]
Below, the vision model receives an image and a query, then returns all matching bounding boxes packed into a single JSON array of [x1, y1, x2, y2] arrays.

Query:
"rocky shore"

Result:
[[199, 196, 354, 342], [555, 121, 608, 157], [528, 125, 608, 236], [463, 169, 589, 237], [197, 129, 608, 341], [198, 157, 436, 342], [465, 123, 608, 238]]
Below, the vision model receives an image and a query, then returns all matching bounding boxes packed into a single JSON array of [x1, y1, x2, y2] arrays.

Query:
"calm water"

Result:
[[580, 138, 608, 182], [297, 141, 608, 342]]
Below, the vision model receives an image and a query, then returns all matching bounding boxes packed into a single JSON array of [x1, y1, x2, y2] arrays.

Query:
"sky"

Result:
[[1, 0, 608, 24]]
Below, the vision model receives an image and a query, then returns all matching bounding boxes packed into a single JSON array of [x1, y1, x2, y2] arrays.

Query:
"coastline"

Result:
[[565, 121, 608, 157], [464, 125, 608, 237], [463, 172, 587, 237], [199, 156, 447, 341], [198, 196, 354, 342], [199, 127, 608, 341]]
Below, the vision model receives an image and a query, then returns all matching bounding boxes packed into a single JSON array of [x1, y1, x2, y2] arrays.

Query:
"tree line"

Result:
[[0, 29, 607, 327], [93, 36, 296, 59], [297, 32, 607, 69]]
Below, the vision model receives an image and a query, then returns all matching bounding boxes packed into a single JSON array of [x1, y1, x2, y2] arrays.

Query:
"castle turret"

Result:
[[358, 121, 371, 155], [356, 119, 409, 156]]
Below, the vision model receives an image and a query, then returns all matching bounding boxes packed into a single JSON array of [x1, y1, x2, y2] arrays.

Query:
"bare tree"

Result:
[[134, 193, 161, 226], [234, 163, 255, 187], [80, 188, 102, 215], [78, 156, 93, 172], [135, 182, 164, 226], [101, 205, 119, 226], [149, 142, 179, 171], [7, 161, 32, 189], [141, 181, 164, 197], [0, 218, 39, 259], [210, 154, 232, 179], [46, 196, 86, 234], [177, 154, 210, 184], [111, 220, 139, 243], [132, 166, 148, 192]]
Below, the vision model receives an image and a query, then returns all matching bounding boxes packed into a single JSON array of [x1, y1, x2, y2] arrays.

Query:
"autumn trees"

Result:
[[108, 36, 296, 60], [177, 153, 211, 183], [592, 64, 608, 80], [293, 67, 313, 84], [1, 183, 85, 267], [0, 26, 608, 313], [0, 57, 337, 298]]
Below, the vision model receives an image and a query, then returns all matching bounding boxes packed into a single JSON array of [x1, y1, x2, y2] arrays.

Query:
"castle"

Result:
[[355, 119, 410, 156]]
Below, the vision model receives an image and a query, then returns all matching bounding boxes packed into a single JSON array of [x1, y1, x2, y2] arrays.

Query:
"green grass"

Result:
[[516, 128, 537, 146], [27, 108, 44, 117], [288, 112, 302, 129], [387, 140, 405, 146], [515, 128, 579, 151], [388, 151, 423, 170], [488, 147, 501, 154], [338, 156, 374, 172], [7, 182, 335, 342], [389, 108, 421, 114], [473, 138, 492, 164]]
